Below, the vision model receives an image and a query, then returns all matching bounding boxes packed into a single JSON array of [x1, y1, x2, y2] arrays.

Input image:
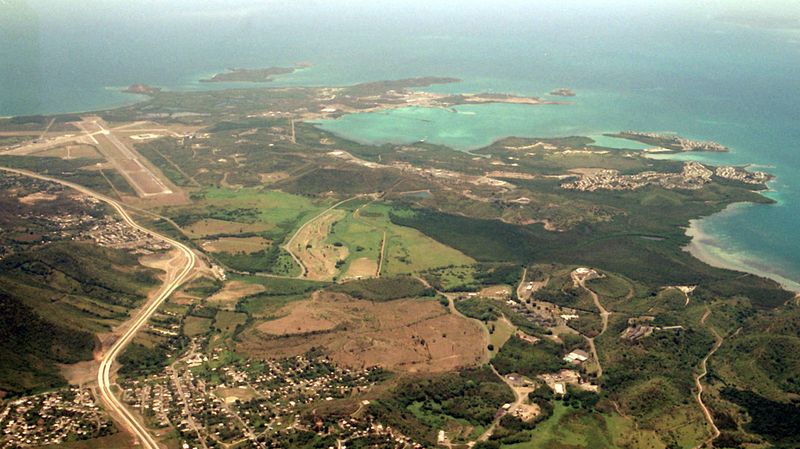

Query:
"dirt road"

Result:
[[577, 278, 609, 378], [476, 364, 522, 442], [694, 307, 723, 449]]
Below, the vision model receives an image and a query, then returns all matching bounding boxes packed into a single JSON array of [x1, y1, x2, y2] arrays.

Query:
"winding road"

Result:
[[694, 307, 723, 449], [576, 276, 609, 378], [0, 166, 197, 449]]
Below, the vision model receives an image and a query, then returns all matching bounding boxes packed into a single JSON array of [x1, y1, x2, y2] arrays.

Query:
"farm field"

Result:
[[178, 187, 330, 237], [184, 316, 213, 337], [165, 187, 334, 275], [199, 236, 271, 254], [183, 218, 273, 239]]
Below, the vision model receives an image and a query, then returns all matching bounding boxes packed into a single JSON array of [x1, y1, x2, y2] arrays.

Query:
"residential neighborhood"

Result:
[[0, 387, 113, 448]]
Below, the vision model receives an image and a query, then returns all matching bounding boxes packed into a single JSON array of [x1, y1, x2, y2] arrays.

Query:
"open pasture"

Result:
[[240, 291, 485, 373]]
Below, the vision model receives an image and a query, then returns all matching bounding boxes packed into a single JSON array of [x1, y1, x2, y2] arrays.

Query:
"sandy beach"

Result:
[[685, 210, 800, 292]]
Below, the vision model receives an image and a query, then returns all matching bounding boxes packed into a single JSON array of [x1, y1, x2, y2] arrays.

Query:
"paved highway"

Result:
[[0, 166, 196, 449]]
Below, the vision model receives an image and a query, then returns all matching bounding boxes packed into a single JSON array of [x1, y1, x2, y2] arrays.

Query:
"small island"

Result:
[[609, 131, 729, 152], [123, 84, 162, 95], [549, 88, 576, 97], [200, 65, 304, 83], [433, 92, 567, 108], [441, 92, 551, 106]]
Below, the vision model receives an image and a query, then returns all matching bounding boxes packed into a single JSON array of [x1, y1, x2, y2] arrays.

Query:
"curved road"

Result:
[[577, 278, 609, 378], [0, 166, 196, 449], [694, 307, 723, 449], [283, 194, 369, 279]]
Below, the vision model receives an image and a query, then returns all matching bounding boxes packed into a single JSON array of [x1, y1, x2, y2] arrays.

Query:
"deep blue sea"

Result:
[[2, 0, 799, 288]]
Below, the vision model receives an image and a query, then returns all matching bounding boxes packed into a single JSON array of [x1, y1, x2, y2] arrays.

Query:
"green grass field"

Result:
[[488, 317, 516, 353], [214, 310, 248, 336], [183, 316, 213, 337], [200, 187, 329, 231], [324, 201, 474, 278], [168, 187, 334, 274], [425, 265, 479, 291], [502, 403, 664, 449]]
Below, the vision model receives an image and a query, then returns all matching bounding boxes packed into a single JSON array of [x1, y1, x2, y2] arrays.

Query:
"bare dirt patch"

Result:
[[256, 293, 348, 335], [207, 281, 266, 309], [485, 171, 537, 180], [200, 236, 271, 254], [259, 171, 290, 184], [18, 192, 58, 205], [214, 386, 259, 404], [241, 292, 485, 373], [480, 285, 513, 300], [514, 399, 540, 422], [139, 250, 177, 272], [59, 359, 100, 386], [343, 257, 379, 280], [568, 167, 607, 176], [183, 218, 272, 238]]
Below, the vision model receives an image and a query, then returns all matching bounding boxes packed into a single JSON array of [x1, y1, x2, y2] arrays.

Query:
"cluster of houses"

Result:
[[562, 161, 715, 192], [88, 217, 171, 254], [0, 387, 112, 448], [119, 337, 385, 448], [326, 419, 422, 449]]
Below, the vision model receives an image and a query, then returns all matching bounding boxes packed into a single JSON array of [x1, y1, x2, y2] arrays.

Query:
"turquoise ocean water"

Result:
[[1, 0, 799, 288]]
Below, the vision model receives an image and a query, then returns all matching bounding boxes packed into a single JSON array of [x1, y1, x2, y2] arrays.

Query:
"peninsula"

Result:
[[200, 65, 304, 83], [609, 131, 729, 152]]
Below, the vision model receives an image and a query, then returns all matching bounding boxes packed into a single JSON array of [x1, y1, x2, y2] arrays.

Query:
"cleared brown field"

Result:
[[17, 192, 58, 205], [207, 280, 265, 309], [343, 257, 379, 280], [239, 291, 485, 373], [183, 218, 272, 238], [258, 171, 290, 184], [214, 386, 259, 404], [200, 236, 271, 254], [479, 284, 513, 299]]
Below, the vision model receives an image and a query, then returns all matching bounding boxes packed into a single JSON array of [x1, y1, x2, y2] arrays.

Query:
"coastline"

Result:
[[5, 73, 798, 295], [685, 205, 800, 292]]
